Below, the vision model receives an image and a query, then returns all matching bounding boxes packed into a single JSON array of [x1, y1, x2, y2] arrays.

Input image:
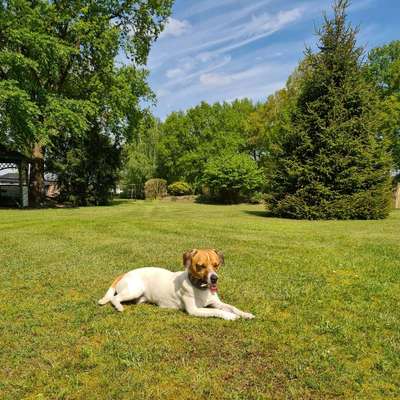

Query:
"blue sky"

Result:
[[147, 0, 400, 119]]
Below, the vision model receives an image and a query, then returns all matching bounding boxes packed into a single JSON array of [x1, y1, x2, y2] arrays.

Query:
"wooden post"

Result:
[[30, 143, 44, 207], [18, 162, 23, 208], [393, 183, 400, 209], [17, 161, 29, 208]]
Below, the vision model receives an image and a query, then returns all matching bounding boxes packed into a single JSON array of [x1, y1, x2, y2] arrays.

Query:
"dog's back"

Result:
[[99, 267, 186, 310]]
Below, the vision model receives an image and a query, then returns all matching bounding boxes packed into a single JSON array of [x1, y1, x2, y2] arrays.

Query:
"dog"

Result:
[[98, 249, 254, 320]]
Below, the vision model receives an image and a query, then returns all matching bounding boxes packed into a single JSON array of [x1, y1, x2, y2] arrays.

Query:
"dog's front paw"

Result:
[[222, 312, 240, 321], [241, 312, 255, 319]]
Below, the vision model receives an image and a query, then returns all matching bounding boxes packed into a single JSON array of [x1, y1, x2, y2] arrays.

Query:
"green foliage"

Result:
[[248, 192, 265, 204], [366, 40, 400, 171], [168, 181, 193, 196], [120, 115, 159, 199], [267, 0, 392, 219], [201, 153, 263, 203], [144, 178, 167, 200], [0, 0, 172, 205], [367, 41, 400, 97], [157, 99, 256, 186], [47, 130, 120, 206]]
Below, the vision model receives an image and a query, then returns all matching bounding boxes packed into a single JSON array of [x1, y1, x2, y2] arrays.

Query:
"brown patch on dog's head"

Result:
[[183, 248, 224, 281]]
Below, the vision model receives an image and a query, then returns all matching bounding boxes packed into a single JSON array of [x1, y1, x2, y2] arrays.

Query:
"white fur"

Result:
[[98, 267, 254, 320]]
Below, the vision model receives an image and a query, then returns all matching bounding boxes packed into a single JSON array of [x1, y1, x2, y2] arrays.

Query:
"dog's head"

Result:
[[183, 248, 224, 292]]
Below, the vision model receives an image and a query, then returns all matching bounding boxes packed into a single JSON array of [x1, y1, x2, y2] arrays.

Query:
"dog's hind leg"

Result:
[[98, 273, 125, 305], [135, 296, 147, 305], [111, 281, 144, 312]]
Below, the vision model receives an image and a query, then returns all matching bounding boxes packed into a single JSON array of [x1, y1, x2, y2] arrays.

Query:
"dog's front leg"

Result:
[[208, 298, 255, 319], [182, 297, 239, 320]]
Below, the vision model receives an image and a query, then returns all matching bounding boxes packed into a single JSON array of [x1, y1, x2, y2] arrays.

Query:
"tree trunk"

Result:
[[30, 143, 45, 207]]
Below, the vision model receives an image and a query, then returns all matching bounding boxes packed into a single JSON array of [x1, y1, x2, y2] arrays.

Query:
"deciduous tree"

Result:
[[0, 0, 172, 205]]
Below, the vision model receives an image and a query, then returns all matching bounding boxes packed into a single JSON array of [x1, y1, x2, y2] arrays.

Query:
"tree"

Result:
[[366, 41, 400, 172], [156, 99, 256, 188], [47, 128, 121, 205], [267, 0, 391, 219], [0, 0, 172, 206], [201, 153, 263, 204], [120, 114, 159, 199], [245, 88, 293, 168]]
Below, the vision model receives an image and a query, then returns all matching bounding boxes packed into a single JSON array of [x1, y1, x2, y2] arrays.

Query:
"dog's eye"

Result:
[[196, 264, 204, 270]]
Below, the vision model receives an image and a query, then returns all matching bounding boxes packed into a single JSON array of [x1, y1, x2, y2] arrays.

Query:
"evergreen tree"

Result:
[[267, 0, 391, 219]]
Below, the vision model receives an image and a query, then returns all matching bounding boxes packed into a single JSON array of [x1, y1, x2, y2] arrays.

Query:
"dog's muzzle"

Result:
[[209, 273, 218, 293]]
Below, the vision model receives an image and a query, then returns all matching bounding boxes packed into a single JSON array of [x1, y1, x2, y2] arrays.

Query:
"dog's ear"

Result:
[[213, 249, 224, 266], [183, 249, 197, 269]]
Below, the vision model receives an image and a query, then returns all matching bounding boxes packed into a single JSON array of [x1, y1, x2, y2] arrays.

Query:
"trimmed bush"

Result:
[[201, 153, 263, 203], [168, 181, 192, 196], [144, 178, 167, 200]]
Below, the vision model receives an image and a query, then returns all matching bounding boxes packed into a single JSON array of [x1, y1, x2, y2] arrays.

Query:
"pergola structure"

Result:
[[0, 145, 31, 207]]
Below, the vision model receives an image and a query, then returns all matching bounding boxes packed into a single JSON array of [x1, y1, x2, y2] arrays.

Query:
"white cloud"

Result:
[[180, 0, 239, 18], [196, 52, 214, 63], [160, 18, 191, 38], [166, 68, 183, 79], [164, 55, 232, 88], [198, 63, 286, 89], [207, 7, 305, 56], [146, 1, 326, 118], [200, 73, 233, 87], [248, 8, 304, 35], [156, 88, 170, 98]]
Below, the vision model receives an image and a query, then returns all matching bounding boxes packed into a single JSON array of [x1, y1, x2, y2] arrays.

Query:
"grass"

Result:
[[1, 200, 399, 399]]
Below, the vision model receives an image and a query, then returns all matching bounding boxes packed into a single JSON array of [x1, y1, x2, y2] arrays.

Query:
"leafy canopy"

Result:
[[202, 153, 263, 204], [0, 0, 173, 205], [366, 40, 400, 172], [0, 0, 172, 151], [156, 99, 257, 186]]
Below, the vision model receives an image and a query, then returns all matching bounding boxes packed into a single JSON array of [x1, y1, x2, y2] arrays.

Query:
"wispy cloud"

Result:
[[146, 0, 391, 118], [179, 0, 242, 19], [159, 17, 191, 38], [200, 73, 233, 87], [164, 55, 232, 88]]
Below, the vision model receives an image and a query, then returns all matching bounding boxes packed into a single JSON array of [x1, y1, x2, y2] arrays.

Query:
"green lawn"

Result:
[[1, 200, 399, 399]]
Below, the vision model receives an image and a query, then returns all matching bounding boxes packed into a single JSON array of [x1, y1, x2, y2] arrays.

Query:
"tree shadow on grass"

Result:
[[107, 199, 132, 206], [242, 210, 272, 218]]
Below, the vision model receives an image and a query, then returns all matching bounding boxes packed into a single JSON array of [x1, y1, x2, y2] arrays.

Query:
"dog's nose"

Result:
[[210, 274, 218, 284]]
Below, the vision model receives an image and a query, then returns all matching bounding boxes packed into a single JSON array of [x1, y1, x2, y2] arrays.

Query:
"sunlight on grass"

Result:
[[1, 201, 399, 399]]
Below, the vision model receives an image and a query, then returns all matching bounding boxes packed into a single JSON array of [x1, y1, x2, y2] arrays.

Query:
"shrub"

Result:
[[201, 153, 263, 203], [249, 192, 265, 204], [144, 178, 167, 200], [168, 181, 192, 196]]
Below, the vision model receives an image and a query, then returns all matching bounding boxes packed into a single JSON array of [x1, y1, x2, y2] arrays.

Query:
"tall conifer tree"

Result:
[[268, 0, 391, 219]]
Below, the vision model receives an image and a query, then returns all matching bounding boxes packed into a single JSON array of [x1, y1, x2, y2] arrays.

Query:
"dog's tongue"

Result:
[[210, 284, 218, 293]]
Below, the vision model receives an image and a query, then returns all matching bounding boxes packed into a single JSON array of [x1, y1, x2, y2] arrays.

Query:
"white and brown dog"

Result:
[[98, 249, 254, 320]]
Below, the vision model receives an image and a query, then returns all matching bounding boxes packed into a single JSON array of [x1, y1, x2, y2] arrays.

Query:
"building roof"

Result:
[[0, 145, 31, 162]]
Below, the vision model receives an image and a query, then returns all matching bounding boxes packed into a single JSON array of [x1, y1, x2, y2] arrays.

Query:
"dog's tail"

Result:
[[98, 274, 125, 305]]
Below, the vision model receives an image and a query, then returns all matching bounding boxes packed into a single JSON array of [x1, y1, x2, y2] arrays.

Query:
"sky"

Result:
[[147, 0, 400, 119]]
